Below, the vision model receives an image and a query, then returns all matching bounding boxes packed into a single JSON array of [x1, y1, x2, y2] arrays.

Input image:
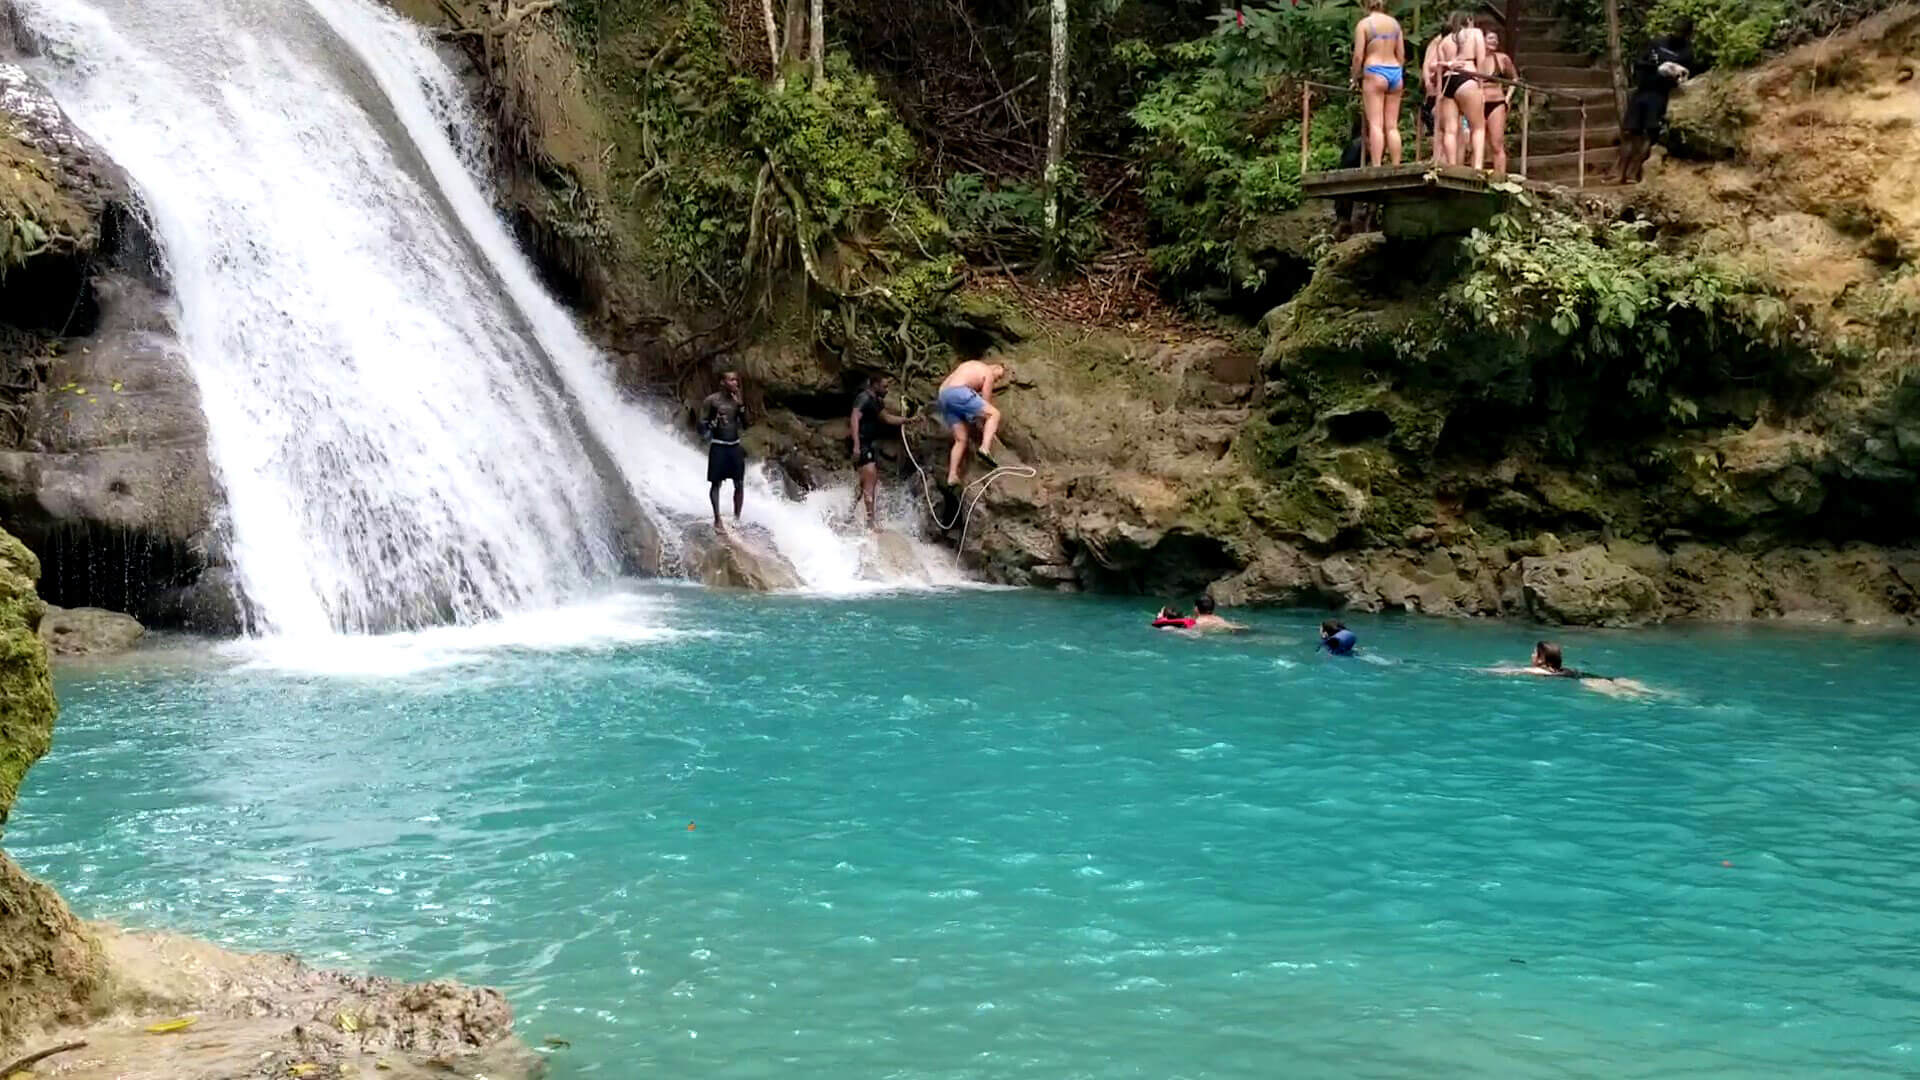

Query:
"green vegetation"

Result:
[[1130, 2, 1356, 295], [1549, 0, 1899, 67], [943, 170, 1103, 272], [1452, 191, 1802, 426]]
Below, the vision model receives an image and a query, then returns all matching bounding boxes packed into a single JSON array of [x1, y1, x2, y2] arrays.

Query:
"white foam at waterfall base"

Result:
[[17, 0, 960, 643]]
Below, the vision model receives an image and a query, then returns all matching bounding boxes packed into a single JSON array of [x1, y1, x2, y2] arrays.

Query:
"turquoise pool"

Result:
[[13, 588, 1920, 1077]]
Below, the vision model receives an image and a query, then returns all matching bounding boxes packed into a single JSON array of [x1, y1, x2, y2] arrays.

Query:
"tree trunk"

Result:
[[759, 0, 779, 72], [1604, 0, 1627, 124], [782, 0, 806, 66], [1040, 0, 1069, 276], [809, 0, 824, 86]]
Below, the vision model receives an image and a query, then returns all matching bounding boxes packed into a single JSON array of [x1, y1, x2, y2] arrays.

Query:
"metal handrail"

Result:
[[1300, 70, 1604, 187]]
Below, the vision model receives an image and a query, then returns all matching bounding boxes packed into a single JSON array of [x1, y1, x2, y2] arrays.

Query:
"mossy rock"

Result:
[[0, 529, 54, 829], [1664, 80, 1755, 162]]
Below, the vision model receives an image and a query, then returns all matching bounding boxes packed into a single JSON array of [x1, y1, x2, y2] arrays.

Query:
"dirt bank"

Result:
[[8, 926, 541, 1080]]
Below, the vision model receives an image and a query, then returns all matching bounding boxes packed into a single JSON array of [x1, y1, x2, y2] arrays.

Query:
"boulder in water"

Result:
[[681, 526, 802, 591], [1521, 546, 1664, 627], [37, 603, 143, 657], [864, 529, 932, 583]]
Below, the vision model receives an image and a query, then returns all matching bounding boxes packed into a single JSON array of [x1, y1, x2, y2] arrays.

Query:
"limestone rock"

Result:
[[1521, 545, 1664, 627], [682, 527, 802, 591], [37, 603, 144, 657], [0, 64, 226, 630]]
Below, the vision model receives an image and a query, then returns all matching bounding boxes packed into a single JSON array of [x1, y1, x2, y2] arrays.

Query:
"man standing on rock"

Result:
[[700, 369, 750, 532], [1615, 17, 1699, 185], [851, 372, 908, 531], [935, 359, 1006, 488]]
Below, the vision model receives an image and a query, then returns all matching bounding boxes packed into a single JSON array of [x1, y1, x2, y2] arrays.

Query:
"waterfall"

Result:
[[14, 0, 950, 636]]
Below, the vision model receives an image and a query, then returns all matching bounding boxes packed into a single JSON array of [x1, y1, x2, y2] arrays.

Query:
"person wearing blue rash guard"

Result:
[[1319, 620, 1358, 656]]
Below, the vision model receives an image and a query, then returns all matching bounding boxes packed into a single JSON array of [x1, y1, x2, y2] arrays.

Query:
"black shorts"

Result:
[[1623, 89, 1670, 136], [853, 442, 878, 467], [707, 442, 745, 484]]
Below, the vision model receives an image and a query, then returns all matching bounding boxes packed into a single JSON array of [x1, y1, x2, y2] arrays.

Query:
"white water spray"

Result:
[[16, 0, 956, 636]]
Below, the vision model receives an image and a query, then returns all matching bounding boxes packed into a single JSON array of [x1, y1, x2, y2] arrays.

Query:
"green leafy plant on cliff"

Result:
[[943, 169, 1104, 271], [615, 0, 957, 366], [1545, 0, 1884, 68], [1131, 3, 1354, 294], [1453, 198, 1800, 425], [1646, 0, 1786, 68]]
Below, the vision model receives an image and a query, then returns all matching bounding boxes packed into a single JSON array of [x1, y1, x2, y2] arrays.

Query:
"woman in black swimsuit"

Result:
[[1484, 30, 1519, 175], [1437, 12, 1489, 169]]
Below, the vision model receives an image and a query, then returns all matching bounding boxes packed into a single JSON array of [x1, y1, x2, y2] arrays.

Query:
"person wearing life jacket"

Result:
[[1320, 620, 1358, 656], [1151, 605, 1195, 630]]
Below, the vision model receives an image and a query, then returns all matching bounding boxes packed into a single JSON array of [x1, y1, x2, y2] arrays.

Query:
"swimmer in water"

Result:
[[1489, 641, 1653, 698], [1189, 594, 1249, 634], [1320, 620, 1358, 656], [1151, 605, 1195, 630]]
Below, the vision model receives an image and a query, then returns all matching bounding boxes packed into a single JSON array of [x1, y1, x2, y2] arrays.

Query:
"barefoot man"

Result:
[[935, 359, 1006, 487], [700, 369, 750, 531], [850, 372, 908, 531]]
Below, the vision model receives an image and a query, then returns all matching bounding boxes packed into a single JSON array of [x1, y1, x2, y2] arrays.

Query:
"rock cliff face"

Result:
[[0, 24, 235, 632], [0, 526, 105, 1051], [390, 0, 1919, 627]]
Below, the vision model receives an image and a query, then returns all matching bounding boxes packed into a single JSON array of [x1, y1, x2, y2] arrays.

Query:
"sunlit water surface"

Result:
[[14, 588, 1920, 1078]]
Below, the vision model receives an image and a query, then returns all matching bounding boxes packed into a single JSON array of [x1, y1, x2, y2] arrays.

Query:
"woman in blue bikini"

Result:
[[1350, 0, 1406, 167]]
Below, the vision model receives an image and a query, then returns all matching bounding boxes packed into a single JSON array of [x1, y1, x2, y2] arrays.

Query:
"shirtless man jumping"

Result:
[[934, 359, 1006, 487]]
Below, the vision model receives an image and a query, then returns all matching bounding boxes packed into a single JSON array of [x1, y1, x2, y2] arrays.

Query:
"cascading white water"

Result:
[[16, 0, 956, 635]]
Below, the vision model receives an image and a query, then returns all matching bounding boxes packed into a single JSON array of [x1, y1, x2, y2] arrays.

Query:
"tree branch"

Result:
[[0, 1041, 87, 1078]]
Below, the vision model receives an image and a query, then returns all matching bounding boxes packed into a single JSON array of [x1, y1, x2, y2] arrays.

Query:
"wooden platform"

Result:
[[1301, 164, 1550, 201]]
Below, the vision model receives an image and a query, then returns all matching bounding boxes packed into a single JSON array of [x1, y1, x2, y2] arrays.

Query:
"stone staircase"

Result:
[[1490, 9, 1621, 186]]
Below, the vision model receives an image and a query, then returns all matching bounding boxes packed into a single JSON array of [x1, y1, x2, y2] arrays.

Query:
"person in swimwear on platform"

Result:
[[935, 359, 1006, 487], [1320, 620, 1358, 656], [1488, 641, 1653, 698], [1350, 0, 1406, 167], [1483, 30, 1519, 175]]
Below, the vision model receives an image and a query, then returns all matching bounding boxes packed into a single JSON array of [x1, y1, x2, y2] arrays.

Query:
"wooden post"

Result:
[[1578, 99, 1588, 189], [1520, 88, 1531, 178], [1604, 0, 1628, 124], [1300, 84, 1311, 177]]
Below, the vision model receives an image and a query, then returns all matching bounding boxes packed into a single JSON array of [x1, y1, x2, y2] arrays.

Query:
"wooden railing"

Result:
[[1298, 73, 1606, 188]]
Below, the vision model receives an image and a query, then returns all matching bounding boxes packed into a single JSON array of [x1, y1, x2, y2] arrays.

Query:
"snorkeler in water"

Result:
[[1489, 641, 1653, 698], [1320, 620, 1358, 656]]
